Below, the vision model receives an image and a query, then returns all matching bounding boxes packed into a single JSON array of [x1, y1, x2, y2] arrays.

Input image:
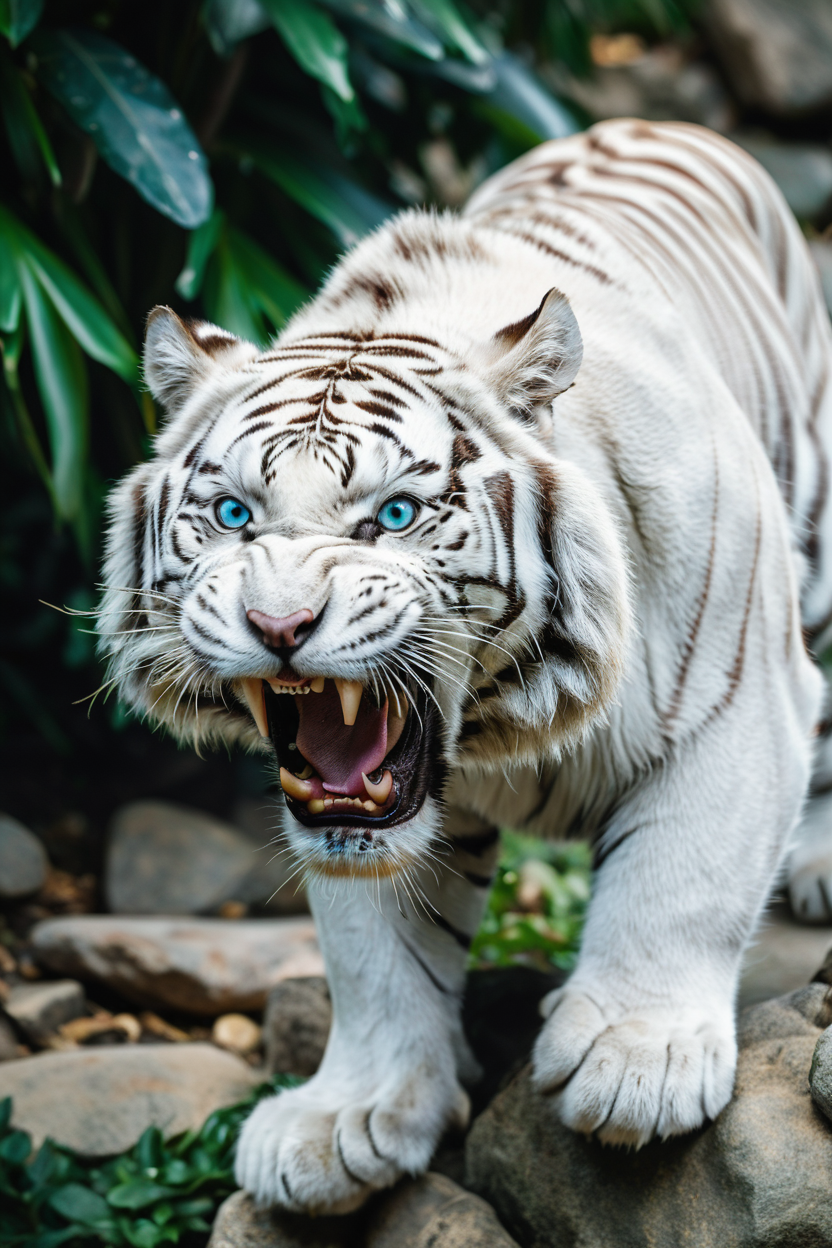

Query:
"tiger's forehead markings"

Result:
[[217, 332, 459, 486]]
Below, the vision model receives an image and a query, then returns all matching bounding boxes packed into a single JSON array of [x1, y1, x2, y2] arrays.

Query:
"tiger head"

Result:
[[98, 215, 630, 879]]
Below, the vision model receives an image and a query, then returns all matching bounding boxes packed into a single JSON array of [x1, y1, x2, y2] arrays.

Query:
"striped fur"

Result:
[[99, 121, 832, 1209]]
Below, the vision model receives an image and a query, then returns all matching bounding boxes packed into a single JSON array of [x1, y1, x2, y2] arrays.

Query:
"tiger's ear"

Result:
[[483, 287, 582, 418], [143, 307, 258, 414]]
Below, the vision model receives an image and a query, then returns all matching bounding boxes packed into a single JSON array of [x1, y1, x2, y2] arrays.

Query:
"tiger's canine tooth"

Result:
[[280, 767, 315, 801], [240, 678, 268, 738], [362, 769, 393, 803], [310, 676, 325, 693], [334, 678, 363, 726]]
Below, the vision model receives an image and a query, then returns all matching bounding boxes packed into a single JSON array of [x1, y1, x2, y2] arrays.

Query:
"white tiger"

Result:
[[98, 119, 832, 1213]]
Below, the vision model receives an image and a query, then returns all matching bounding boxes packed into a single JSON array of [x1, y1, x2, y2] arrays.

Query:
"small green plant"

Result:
[[0, 1076, 300, 1248], [470, 833, 591, 972]]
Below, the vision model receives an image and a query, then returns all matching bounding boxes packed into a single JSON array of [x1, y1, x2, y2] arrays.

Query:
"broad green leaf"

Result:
[[107, 1177, 178, 1209], [228, 227, 307, 326], [0, 47, 60, 185], [204, 236, 267, 344], [202, 0, 269, 57], [0, 1128, 30, 1162], [48, 1182, 112, 1224], [121, 1217, 180, 1248], [135, 1126, 164, 1171], [0, 204, 137, 380], [241, 142, 381, 245], [0, 241, 22, 333], [410, 0, 489, 65], [175, 208, 225, 300], [0, 1098, 11, 1132], [0, 0, 42, 47], [260, 0, 354, 102], [33, 29, 213, 228], [483, 53, 577, 141], [19, 259, 88, 521], [316, 0, 444, 61]]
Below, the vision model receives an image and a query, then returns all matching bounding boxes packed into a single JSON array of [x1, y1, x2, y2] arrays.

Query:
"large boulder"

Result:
[[706, 0, 832, 116], [0, 813, 48, 898], [0, 1042, 257, 1155], [208, 1174, 520, 1248], [106, 801, 266, 915], [30, 915, 323, 1014], [466, 982, 832, 1247]]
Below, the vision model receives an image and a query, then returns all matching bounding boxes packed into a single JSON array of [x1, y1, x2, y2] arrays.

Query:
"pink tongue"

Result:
[[296, 683, 388, 796]]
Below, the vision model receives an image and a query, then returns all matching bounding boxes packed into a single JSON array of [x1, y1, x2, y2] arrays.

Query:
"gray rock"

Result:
[[0, 1042, 257, 1155], [365, 1173, 521, 1247], [231, 798, 309, 914], [706, 0, 832, 116], [739, 900, 832, 1008], [0, 1015, 19, 1061], [106, 801, 261, 914], [208, 1188, 361, 1247], [31, 915, 323, 1015], [466, 983, 832, 1248], [208, 1174, 520, 1248], [732, 137, 832, 220], [809, 1024, 832, 1122], [4, 979, 86, 1045], [0, 814, 48, 898], [265, 977, 331, 1077]]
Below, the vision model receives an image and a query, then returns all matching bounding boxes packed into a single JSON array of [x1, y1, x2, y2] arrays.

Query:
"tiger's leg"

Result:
[[234, 810, 498, 1212], [532, 690, 813, 1145]]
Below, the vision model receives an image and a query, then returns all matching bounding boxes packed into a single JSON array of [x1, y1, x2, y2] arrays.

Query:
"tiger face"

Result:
[[99, 228, 629, 879]]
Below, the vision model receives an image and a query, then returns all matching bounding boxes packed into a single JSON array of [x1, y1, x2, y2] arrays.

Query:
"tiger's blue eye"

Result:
[[216, 497, 251, 529], [377, 497, 417, 532]]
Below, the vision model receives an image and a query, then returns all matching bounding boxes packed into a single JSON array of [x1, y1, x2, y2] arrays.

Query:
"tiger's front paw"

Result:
[[531, 985, 736, 1147], [234, 1070, 469, 1213]]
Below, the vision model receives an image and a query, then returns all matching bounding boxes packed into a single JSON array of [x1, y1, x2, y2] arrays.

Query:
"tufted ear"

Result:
[[483, 287, 582, 418], [143, 307, 257, 415]]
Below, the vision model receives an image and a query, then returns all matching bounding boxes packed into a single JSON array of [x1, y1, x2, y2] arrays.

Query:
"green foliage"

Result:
[[0, 1076, 301, 1248], [471, 833, 591, 972]]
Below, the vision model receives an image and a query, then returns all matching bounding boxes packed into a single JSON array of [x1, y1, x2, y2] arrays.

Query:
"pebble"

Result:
[[0, 1042, 258, 1155], [212, 1013, 262, 1056], [0, 813, 48, 898], [30, 915, 323, 1015], [4, 979, 86, 1045]]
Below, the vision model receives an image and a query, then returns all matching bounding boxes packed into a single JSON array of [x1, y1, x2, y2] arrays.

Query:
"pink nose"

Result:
[[247, 608, 314, 651]]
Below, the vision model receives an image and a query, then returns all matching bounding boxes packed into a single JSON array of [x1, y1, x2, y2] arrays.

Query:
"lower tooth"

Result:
[[307, 799, 325, 814]]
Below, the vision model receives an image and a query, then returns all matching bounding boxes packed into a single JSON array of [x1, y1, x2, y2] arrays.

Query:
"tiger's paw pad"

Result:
[[234, 1077, 469, 1213], [531, 987, 736, 1147]]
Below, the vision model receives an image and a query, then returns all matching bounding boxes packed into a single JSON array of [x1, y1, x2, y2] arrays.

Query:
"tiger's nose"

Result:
[[247, 608, 315, 652]]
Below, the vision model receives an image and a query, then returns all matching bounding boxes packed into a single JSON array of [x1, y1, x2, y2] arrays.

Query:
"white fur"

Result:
[[97, 120, 832, 1209]]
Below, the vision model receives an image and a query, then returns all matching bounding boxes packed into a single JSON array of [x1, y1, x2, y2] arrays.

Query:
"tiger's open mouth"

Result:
[[237, 674, 438, 831]]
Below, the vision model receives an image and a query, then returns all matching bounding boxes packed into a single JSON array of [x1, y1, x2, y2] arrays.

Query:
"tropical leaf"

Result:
[[0, 47, 61, 185], [33, 29, 213, 228], [260, 0, 354, 102], [410, 0, 490, 65], [202, 0, 269, 57], [47, 1182, 112, 1225], [0, 0, 42, 48], [175, 208, 226, 300], [227, 226, 307, 325], [0, 205, 138, 380], [18, 259, 89, 522], [483, 52, 577, 141], [316, 0, 444, 60]]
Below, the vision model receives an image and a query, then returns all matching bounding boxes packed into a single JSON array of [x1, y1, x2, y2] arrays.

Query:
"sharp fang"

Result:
[[280, 767, 315, 801], [307, 799, 325, 814], [310, 676, 325, 693], [362, 769, 393, 803], [240, 678, 268, 738], [334, 678, 363, 726], [296, 763, 313, 780]]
